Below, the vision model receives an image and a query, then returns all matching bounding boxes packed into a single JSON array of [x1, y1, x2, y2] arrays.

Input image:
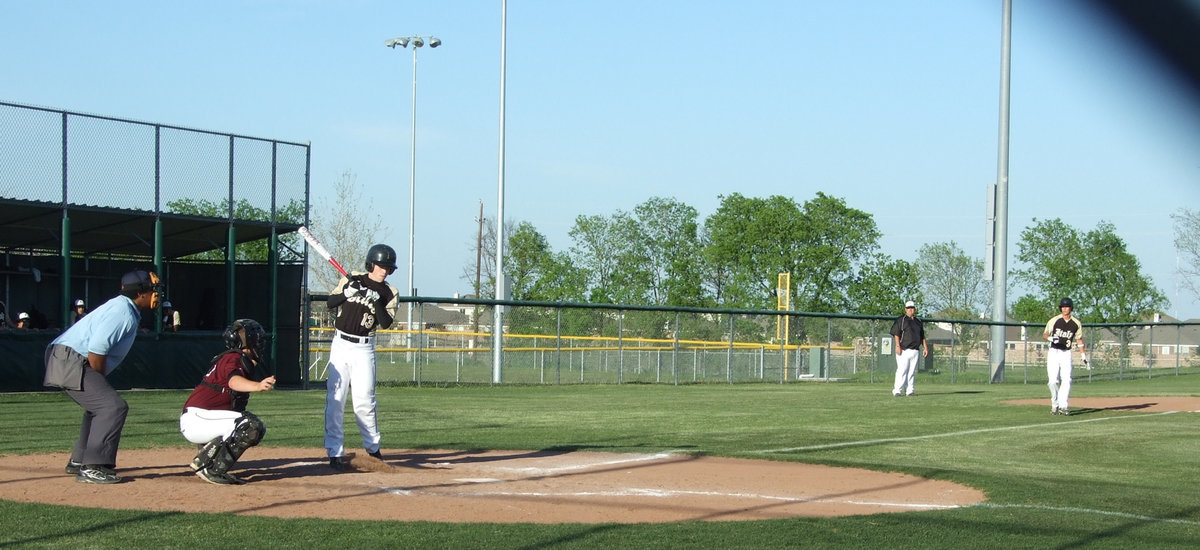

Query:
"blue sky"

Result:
[[3, 1, 1198, 318]]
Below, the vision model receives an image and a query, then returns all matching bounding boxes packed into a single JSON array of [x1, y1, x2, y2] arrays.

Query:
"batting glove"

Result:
[[365, 288, 380, 303], [343, 279, 364, 297]]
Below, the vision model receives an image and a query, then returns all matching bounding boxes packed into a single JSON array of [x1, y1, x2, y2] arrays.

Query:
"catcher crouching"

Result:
[[179, 319, 276, 485]]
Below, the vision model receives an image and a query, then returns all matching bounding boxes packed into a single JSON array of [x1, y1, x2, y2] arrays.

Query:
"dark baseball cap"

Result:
[[120, 270, 162, 292]]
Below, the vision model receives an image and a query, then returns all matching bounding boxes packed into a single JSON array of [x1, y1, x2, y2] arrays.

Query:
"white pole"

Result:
[[492, 0, 507, 383], [989, 0, 1012, 383]]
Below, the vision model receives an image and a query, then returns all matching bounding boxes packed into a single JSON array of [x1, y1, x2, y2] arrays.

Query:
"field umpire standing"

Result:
[[891, 300, 929, 397], [43, 270, 163, 484], [324, 244, 399, 470], [1044, 297, 1085, 415]]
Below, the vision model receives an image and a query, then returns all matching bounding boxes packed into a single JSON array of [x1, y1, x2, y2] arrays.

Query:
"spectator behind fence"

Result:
[[71, 299, 88, 326], [162, 301, 182, 332]]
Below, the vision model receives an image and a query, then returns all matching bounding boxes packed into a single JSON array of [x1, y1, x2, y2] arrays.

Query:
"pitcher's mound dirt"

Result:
[[0, 448, 984, 523]]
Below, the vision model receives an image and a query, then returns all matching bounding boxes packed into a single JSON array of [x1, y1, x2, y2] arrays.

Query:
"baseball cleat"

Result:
[[1060, 408, 1070, 416], [196, 468, 243, 485], [329, 457, 347, 472], [368, 449, 383, 460], [1051, 407, 1058, 415], [76, 465, 121, 484]]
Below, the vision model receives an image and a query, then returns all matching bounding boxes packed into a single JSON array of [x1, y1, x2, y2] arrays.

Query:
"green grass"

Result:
[[3, 376, 1200, 549]]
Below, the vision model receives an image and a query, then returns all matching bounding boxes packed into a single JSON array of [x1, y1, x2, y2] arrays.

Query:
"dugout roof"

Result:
[[0, 198, 301, 259]]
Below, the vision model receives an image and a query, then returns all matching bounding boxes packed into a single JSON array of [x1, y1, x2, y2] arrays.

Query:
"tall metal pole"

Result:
[[387, 35, 440, 351], [492, 0, 508, 383], [407, 44, 418, 350], [989, 0, 1012, 383]]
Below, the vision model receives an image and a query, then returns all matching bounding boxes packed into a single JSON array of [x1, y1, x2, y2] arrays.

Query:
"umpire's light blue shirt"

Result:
[[50, 295, 142, 375]]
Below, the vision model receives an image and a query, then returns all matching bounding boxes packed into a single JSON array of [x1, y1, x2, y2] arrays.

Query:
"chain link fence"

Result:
[[303, 298, 1200, 387], [0, 100, 307, 219]]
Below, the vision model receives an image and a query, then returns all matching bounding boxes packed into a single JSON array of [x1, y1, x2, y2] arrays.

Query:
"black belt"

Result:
[[339, 333, 371, 344]]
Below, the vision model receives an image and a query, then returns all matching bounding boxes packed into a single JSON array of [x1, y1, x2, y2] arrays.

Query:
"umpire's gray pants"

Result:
[[66, 366, 129, 467]]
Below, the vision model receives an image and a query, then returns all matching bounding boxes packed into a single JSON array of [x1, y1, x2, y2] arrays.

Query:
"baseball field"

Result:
[[1, 376, 1198, 549]]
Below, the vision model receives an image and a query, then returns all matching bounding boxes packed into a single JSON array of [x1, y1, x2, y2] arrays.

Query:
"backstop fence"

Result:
[[304, 297, 1200, 388]]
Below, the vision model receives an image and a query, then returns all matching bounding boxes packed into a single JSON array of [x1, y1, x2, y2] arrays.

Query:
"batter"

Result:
[[324, 244, 399, 470]]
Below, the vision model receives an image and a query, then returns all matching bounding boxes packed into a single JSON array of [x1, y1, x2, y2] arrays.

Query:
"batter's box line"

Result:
[[386, 486, 962, 511], [489, 452, 679, 475]]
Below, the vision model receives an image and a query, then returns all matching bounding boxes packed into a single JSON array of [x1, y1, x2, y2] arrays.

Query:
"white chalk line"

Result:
[[489, 452, 677, 475], [377, 485, 960, 510], [973, 503, 1200, 526], [753, 410, 1179, 454]]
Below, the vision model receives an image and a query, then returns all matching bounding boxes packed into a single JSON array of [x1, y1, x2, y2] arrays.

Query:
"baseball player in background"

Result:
[[890, 300, 929, 397], [179, 319, 275, 485], [324, 244, 399, 470], [1044, 297, 1085, 416]]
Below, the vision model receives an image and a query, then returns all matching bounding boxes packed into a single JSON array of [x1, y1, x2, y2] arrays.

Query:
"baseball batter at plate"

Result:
[[1043, 297, 1085, 416], [324, 244, 399, 470], [179, 319, 274, 484]]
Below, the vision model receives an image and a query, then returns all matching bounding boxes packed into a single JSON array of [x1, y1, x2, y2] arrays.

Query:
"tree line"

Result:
[[466, 193, 1173, 341]]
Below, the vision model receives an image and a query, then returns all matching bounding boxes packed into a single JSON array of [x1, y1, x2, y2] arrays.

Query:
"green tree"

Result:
[[848, 254, 921, 316], [1013, 218, 1166, 323], [568, 212, 650, 305], [631, 197, 709, 307], [916, 241, 990, 356], [165, 197, 304, 263], [916, 241, 990, 318], [702, 193, 805, 310], [795, 192, 881, 313]]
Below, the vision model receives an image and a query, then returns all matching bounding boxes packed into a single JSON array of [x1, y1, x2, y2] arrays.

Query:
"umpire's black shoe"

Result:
[[65, 459, 82, 475], [76, 465, 121, 484], [329, 457, 346, 472]]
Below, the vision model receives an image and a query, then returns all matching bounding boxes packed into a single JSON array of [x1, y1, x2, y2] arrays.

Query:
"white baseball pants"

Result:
[[893, 349, 919, 395], [179, 407, 242, 444], [1046, 348, 1073, 410], [324, 332, 381, 458]]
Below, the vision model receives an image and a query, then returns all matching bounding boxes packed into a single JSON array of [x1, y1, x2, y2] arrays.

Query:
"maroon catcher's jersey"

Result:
[[183, 352, 253, 412]]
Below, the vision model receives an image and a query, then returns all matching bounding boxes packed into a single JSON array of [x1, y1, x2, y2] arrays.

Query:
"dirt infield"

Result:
[[1004, 396, 1200, 413], [8, 396, 1189, 524], [0, 448, 984, 523]]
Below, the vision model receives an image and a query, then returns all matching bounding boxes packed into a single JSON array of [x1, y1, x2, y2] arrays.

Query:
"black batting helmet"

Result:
[[365, 244, 398, 273], [223, 318, 267, 361], [1059, 297, 1074, 309]]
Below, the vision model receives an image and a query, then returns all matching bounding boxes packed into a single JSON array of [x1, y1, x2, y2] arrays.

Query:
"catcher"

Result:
[[179, 319, 276, 485]]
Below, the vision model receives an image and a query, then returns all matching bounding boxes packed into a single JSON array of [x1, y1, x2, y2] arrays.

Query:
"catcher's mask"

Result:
[[223, 319, 267, 361]]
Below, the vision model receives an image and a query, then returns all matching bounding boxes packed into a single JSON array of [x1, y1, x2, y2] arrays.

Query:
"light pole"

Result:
[[386, 35, 440, 350]]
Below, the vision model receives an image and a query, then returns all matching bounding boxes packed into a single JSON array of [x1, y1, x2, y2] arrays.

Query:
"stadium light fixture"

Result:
[[385, 35, 441, 348]]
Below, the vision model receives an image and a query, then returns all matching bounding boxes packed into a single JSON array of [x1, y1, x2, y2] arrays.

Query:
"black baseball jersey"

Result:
[[891, 314, 925, 350], [1043, 314, 1083, 350], [328, 274, 398, 337]]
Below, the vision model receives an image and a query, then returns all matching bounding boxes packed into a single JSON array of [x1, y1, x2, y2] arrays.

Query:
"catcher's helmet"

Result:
[[365, 244, 398, 273], [223, 318, 267, 360], [1059, 297, 1074, 309]]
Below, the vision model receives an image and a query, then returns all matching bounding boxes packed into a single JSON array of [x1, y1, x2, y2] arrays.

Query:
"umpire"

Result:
[[43, 270, 163, 484]]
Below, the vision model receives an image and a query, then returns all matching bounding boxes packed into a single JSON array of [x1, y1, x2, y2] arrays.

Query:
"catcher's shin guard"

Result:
[[190, 437, 223, 472], [209, 412, 267, 475]]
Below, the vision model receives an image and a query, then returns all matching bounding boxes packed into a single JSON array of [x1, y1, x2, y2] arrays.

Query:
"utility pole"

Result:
[[473, 201, 483, 349]]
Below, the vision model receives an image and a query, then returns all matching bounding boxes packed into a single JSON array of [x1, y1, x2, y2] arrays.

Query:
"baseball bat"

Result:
[[297, 226, 348, 277]]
